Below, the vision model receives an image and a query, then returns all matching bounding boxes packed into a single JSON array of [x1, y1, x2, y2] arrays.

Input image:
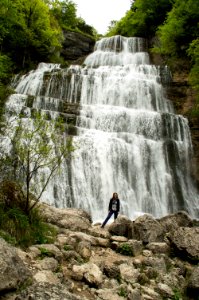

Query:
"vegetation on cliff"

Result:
[[0, 0, 97, 120], [107, 0, 199, 114]]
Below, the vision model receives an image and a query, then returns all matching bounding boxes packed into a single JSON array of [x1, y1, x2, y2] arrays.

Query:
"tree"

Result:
[[107, 0, 173, 38], [1, 113, 74, 214], [0, 0, 61, 69], [156, 0, 199, 58]]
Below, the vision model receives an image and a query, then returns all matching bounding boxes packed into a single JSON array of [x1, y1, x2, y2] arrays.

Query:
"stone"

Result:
[[159, 211, 194, 237], [167, 227, 199, 262], [103, 264, 120, 279], [96, 288, 124, 300], [34, 257, 58, 272], [36, 244, 63, 262], [40, 203, 91, 232], [128, 239, 143, 256], [76, 241, 92, 259], [16, 282, 83, 300], [33, 270, 59, 285], [141, 286, 160, 300], [187, 266, 199, 298], [0, 238, 31, 293], [111, 236, 128, 242], [155, 283, 174, 298], [72, 263, 103, 287], [131, 214, 164, 243], [108, 215, 132, 237], [119, 263, 140, 283], [146, 242, 170, 255]]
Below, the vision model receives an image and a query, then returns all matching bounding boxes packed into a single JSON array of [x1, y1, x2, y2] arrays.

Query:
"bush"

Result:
[[116, 243, 133, 256], [0, 180, 57, 247]]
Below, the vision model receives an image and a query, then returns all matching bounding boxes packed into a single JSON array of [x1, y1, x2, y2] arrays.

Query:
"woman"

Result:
[[101, 192, 120, 228]]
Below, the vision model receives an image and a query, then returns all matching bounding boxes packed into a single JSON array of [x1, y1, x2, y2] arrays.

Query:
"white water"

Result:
[[4, 35, 199, 221]]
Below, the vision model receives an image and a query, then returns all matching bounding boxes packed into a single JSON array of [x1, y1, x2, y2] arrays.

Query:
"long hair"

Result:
[[112, 192, 118, 199]]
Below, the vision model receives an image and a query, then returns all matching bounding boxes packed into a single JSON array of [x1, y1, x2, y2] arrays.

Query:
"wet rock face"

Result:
[[61, 30, 95, 62], [166, 72, 199, 187]]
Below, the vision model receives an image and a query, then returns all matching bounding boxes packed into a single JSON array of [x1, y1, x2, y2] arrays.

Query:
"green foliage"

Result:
[[0, 201, 56, 247], [1, 113, 75, 213], [118, 286, 128, 298], [116, 243, 133, 256], [39, 247, 54, 258], [172, 288, 182, 300], [107, 0, 173, 38], [63, 244, 73, 251], [188, 39, 199, 105], [155, 0, 199, 58]]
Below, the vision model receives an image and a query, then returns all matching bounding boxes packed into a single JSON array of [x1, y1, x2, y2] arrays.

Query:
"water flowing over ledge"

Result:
[[4, 35, 199, 221]]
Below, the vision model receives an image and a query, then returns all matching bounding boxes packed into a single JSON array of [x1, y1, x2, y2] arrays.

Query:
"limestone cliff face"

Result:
[[61, 30, 95, 63], [167, 72, 199, 186]]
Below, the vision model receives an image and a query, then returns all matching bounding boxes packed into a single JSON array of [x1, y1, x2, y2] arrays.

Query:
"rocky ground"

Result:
[[0, 203, 198, 300]]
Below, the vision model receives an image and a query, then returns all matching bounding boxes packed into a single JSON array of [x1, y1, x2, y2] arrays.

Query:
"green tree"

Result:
[[49, 0, 78, 30], [2, 113, 74, 214], [156, 0, 199, 59], [188, 38, 199, 110], [0, 0, 61, 69], [107, 0, 173, 38]]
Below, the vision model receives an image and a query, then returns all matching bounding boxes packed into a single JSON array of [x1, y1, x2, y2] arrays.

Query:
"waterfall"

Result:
[[4, 35, 199, 221]]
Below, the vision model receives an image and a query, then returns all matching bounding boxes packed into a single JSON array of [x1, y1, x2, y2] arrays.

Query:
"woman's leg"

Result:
[[114, 211, 118, 220], [101, 211, 113, 228]]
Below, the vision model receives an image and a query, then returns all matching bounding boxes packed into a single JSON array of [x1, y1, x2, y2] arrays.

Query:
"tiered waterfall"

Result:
[[5, 36, 199, 221]]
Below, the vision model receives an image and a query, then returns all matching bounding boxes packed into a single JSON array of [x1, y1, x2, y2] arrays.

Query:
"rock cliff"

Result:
[[167, 71, 199, 187], [61, 30, 95, 64], [1, 203, 198, 300]]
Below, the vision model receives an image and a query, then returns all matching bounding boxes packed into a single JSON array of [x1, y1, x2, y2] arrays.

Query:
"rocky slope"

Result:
[[0, 204, 198, 300]]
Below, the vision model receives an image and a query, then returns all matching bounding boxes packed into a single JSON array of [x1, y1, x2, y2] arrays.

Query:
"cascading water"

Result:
[[4, 35, 199, 221]]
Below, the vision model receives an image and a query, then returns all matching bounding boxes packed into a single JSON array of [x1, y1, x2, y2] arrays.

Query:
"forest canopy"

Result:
[[0, 0, 96, 73], [107, 0, 199, 105]]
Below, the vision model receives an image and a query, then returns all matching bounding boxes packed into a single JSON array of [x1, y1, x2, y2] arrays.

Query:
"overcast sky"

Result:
[[74, 0, 131, 35]]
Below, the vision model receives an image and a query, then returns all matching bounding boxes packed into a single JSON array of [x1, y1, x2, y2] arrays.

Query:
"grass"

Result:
[[0, 203, 57, 248]]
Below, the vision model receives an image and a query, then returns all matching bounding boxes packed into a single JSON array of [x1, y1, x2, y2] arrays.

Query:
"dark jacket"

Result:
[[108, 198, 120, 212]]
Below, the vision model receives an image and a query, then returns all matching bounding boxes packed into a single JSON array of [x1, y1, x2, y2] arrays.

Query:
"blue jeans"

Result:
[[101, 210, 118, 227]]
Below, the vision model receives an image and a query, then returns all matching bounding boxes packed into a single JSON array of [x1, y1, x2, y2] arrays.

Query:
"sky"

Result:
[[74, 0, 131, 35]]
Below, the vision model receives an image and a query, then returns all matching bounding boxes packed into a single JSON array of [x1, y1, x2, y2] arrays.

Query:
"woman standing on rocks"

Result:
[[101, 193, 120, 228]]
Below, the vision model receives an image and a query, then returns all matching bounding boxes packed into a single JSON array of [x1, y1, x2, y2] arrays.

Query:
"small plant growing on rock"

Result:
[[117, 243, 133, 256], [118, 286, 128, 297], [39, 247, 54, 259]]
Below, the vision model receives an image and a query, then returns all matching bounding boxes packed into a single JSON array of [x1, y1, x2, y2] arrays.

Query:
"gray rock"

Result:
[[61, 30, 95, 62], [146, 242, 170, 255], [167, 227, 199, 262], [108, 215, 132, 237], [0, 238, 31, 293], [187, 266, 199, 298], [131, 214, 164, 243], [16, 282, 83, 300]]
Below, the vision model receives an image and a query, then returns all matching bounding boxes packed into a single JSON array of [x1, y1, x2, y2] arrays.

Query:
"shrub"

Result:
[[116, 243, 133, 256], [0, 183, 57, 248]]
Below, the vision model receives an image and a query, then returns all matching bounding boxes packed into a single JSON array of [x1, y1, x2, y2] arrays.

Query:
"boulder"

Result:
[[34, 257, 58, 272], [131, 214, 164, 243], [40, 203, 91, 232], [0, 238, 31, 293], [146, 242, 170, 255], [159, 211, 193, 234], [108, 215, 132, 237], [167, 227, 199, 262], [72, 262, 103, 287], [187, 266, 199, 298]]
